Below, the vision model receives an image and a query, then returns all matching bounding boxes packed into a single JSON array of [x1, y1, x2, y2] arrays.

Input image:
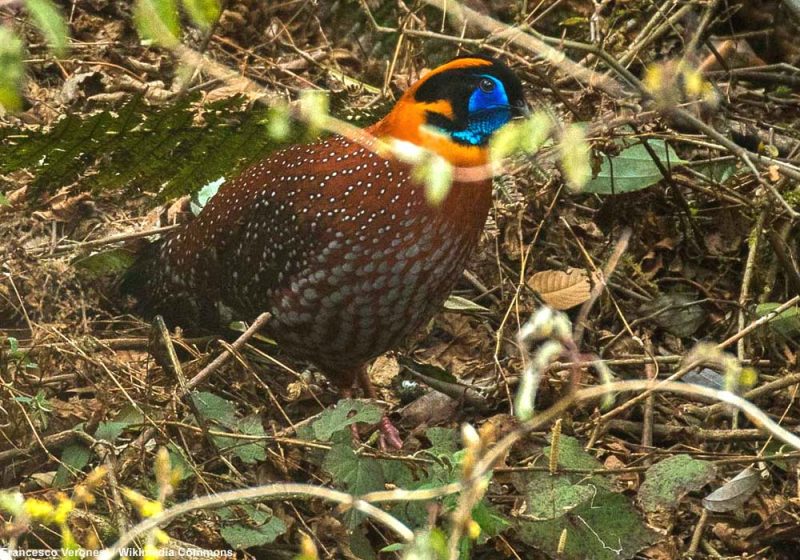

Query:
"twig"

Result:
[[99, 483, 414, 560], [184, 312, 271, 392]]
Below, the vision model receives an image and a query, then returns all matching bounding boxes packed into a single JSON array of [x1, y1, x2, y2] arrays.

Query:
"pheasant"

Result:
[[126, 55, 527, 448]]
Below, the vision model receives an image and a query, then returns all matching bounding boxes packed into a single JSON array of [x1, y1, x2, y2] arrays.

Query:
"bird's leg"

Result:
[[357, 366, 403, 450]]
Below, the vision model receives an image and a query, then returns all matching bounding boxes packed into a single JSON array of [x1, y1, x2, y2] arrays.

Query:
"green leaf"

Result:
[[756, 303, 800, 339], [227, 414, 267, 465], [523, 474, 598, 520], [312, 399, 383, 441], [180, 0, 221, 29], [25, 0, 69, 55], [545, 435, 609, 489], [0, 27, 25, 112], [425, 427, 459, 459], [323, 443, 384, 495], [191, 391, 238, 428], [0, 192, 8, 206], [134, 0, 180, 46], [515, 490, 657, 560], [400, 528, 448, 560], [73, 248, 137, 278], [692, 160, 737, 183], [513, 437, 658, 559], [219, 504, 287, 549], [471, 500, 509, 543], [53, 443, 92, 487], [94, 421, 130, 443], [167, 443, 195, 482], [585, 140, 686, 194], [638, 455, 716, 513], [349, 529, 378, 560]]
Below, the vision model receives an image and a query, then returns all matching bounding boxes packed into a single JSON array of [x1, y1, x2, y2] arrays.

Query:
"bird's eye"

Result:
[[478, 78, 495, 93]]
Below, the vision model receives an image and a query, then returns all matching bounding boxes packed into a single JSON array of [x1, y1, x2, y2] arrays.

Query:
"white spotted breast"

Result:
[[148, 134, 493, 372]]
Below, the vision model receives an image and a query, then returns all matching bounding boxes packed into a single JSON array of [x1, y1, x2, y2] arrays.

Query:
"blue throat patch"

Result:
[[449, 74, 512, 146], [450, 108, 512, 146]]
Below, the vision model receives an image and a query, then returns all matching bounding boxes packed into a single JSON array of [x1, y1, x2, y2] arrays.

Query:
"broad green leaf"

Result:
[[180, 0, 221, 29], [73, 248, 137, 278], [190, 391, 238, 428], [53, 443, 92, 487], [755, 303, 800, 338], [0, 192, 8, 206], [692, 160, 737, 183], [545, 435, 610, 488], [425, 427, 459, 459], [522, 474, 598, 520], [515, 490, 657, 560], [0, 27, 25, 112], [471, 500, 509, 543], [312, 399, 383, 441], [585, 140, 686, 194], [638, 455, 716, 513], [94, 421, 131, 443], [514, 437, 658, 559], [25, 0, 68, 55], [228, 414, 267, 464], [134, 0, 180, 46], [219, 505, 287, 549], [323, 443, 384, 495], [165, 443, 194, 482], [398, 528, 448, 560], [349, 529, 378, 560]]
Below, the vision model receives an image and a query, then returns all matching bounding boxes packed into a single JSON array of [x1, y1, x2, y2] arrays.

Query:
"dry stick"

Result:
[[358, 379, 800, 509], [185, 312, 271, 390], [419, 0, 627, 97], [27, 225, 179, 257], [619, 3, 693, 67], [590, 295, 800, 431], [688, 508, 709, 556], [738, 210, 767, 360], [117, 313, 271, 476], [99, 483, 414, 560], [641, 339, 656, 463], [573, 228, 632, 347]]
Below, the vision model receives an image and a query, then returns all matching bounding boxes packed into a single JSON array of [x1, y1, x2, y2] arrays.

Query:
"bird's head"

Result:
[[372, 55, 528, 166]]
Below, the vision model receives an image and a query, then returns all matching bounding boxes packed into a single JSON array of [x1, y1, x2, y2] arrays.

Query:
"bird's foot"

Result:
[[378, 414, 403, 450]]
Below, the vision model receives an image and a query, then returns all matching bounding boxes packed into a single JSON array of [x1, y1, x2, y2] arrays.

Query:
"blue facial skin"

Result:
[[450, 75, 512, 146]]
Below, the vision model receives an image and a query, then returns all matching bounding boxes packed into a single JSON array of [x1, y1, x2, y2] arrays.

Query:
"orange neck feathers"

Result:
[[368, 58, 496, 168]]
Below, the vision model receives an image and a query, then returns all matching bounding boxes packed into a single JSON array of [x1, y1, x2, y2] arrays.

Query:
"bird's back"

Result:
[[136, 133, 493, 374]]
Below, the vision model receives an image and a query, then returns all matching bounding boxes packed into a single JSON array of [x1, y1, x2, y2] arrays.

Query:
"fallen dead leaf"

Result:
[[527, 268, 593, 310]]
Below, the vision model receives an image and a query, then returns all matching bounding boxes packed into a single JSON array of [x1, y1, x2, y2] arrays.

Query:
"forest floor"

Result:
[[2, 1, 800, 559]]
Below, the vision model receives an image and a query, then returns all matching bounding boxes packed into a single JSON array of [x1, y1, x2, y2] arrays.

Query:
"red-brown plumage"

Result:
[[130, 56, 526, 447]]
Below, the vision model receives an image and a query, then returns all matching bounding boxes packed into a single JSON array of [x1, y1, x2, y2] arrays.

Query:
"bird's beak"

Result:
[[512, 99, 531, 119]]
